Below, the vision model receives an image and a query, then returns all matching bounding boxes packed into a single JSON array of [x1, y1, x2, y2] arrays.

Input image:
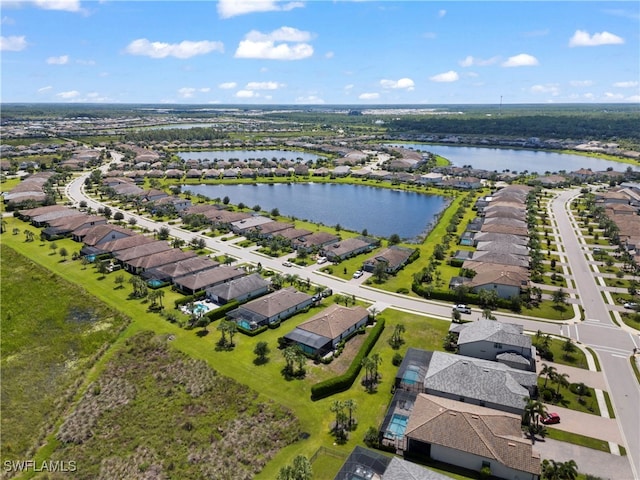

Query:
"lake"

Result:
[[388, 143, 639, 173], [177, 150, 323, 163], [183, 183, 449, 241]]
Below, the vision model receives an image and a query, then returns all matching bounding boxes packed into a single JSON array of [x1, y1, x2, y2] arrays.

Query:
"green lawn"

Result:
[[545, 429, 610, 453], [0, 243, 130, 465]]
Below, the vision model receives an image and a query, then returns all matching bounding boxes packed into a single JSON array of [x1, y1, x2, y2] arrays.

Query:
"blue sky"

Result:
[[1, 0, 638, 104]]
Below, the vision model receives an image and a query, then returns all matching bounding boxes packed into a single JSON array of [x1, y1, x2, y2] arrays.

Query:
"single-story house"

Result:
[[323, 236, 379, 262], [113, 240, 173, 266], [205, 273, 270, 305], [142, 255, 219, 284], [41, 214, 107, 240], [73, 224, 136, 245], [295, 231, 340, 252], [362, 245, 417, 274], [464, 263, 530, 300], [230, 215, 274, 234], [283, 304, 369, 356], [124, 248, 197, 275], [402, 394, 541, 480], [173, 265, 246, 295], [227, 287, 313, 330], [334, 445, 453, 480]]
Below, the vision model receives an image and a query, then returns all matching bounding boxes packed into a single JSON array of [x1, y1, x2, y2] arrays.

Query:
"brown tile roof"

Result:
[[239, 287, 312, 318], [173, 265, 246, 291], [152, 255, 219, 278], [99, 234, 155, 253], [126, 248, 197, 270], [296, 304, 369, 340], [77, 224, 136, 245], [405, 394, 540, 476], [114, 240, 172, 262]]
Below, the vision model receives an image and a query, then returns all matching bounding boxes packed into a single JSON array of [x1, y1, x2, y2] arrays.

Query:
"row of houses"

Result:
[[595, 182, 640, 257], [451, 185, 533, 299], [379, 319, 540, 479], [14, 204, 380, 355]]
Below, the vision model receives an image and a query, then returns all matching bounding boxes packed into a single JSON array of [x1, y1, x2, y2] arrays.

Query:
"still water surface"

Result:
[[184, 183, 448, 241], [389, 143, 638, 172]]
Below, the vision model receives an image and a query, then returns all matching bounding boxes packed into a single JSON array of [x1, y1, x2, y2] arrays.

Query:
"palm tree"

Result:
[[343, 399, 357, 430], [540, 363, 557, 389], [559, 459, 578, 480], [283, 345, 299, 376], [553, 372, 570, 397], [522, 397, 547, 443]]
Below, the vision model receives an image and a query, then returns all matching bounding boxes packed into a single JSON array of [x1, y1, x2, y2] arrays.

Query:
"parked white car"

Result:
[[353, 270, 364, 279]]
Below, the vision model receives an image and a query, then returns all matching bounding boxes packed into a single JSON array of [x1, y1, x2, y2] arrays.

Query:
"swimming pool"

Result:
[[147, 279, 166, 288], [385, 413, 408, 439], [402, 366, 420, 385]]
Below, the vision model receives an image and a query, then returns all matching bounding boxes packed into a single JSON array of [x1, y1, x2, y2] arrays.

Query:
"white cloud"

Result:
[[569, 80, 594, 87], [125, 38, 224, 59], [604, 92, 625, 100], [344, 84, 354, 91], [626, 95, 640, 102], [1, 16, 16, 25], [56, 90, 80, 99], [459, 55, 499, 67], [235, 27, 313, 60], [219, 82, 237, 89], [501, 53, 539, 67], [235, 90, 257, 98], [76, 59, 96, 65], [438, 9, 446, 18], [380, 78, 415, 90], [325, 51, 334, 59], [0, 35, 27, 51], [47, 55, 69, 65], [37, 85, 52, 93], [295, 95, 325, 104], [178, 87, 211, 98], [217, 0, 304, 19], [178, 87, 196, 98], [569, 30, 624, 47], [613, 81, 638, 88], [245, 81, 283, 90], [33, 0, 82, 12], [429, 70, 459, 82], [531, 84, 560, 96], [359, 92, 379, 100]]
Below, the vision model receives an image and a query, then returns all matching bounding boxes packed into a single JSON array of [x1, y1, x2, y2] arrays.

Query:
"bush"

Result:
[[541, 388, 554, 401], [392, 353, 403, 366], [311, 319, 385, 400]]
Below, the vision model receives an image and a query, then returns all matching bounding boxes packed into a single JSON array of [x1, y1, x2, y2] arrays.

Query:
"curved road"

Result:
[[66, 161, 639, 478]]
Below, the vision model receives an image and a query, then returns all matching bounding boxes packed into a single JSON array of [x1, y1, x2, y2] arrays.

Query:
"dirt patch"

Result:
[[325, 332, 368, 376]]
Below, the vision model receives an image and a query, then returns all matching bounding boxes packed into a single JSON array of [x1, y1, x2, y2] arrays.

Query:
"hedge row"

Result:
[[411, 282, 516, 310], [173, 290, 207, 309], [310, 318, 385, 400], [203, 300, 239, 322]]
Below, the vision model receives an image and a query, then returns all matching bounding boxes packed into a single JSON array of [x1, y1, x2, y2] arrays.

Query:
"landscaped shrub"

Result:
[[203, 300, 239, 322], [173, 290, 207, 309], [310, 318, 385, 400], [541, 388, 554, 402]]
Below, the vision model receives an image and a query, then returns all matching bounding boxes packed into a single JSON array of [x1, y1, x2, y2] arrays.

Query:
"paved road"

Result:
[[551, 188, 640, 479], [67, 164, 640, 479]]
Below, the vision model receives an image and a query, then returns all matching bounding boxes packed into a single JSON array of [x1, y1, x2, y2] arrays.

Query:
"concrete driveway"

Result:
[[541, 404, 624, 445], [534, 438, 634, 480]]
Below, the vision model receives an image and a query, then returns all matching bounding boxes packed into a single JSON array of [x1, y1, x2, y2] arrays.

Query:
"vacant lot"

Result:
[[46, 331, 302, 480], [0, 244, 129, 466]]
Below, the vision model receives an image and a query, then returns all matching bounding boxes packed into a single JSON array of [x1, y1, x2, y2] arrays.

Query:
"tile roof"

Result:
[[295, 304, 369, 340], [405, 394, 540, 476]]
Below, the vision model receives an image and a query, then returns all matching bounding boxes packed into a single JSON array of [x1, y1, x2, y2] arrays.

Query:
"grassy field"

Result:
[[44, 331, 302, 480], [0, 244, 130, 465]]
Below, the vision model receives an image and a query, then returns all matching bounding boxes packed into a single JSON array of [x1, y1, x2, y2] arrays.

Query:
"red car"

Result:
[[541, 413, 560, 425]]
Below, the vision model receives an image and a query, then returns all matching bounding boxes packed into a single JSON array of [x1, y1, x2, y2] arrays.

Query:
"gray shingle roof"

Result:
[[457, 319, 531, 349]]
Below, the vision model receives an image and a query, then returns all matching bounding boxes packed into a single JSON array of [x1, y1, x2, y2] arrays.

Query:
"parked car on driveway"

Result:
[[624, 302, 638, 309], [453, 304, 471, 314], [353, 270, 364, 279], [541, 413, 560, 425]]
